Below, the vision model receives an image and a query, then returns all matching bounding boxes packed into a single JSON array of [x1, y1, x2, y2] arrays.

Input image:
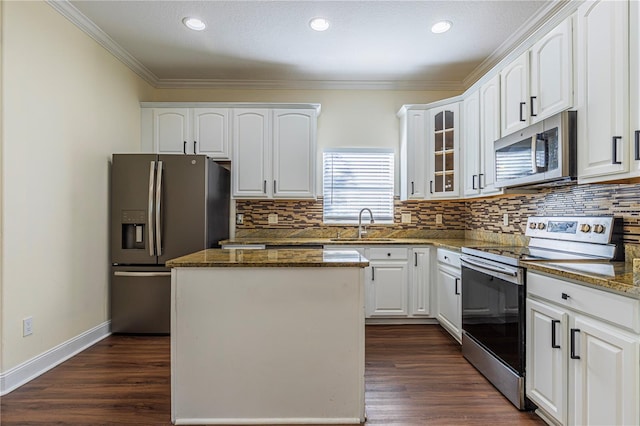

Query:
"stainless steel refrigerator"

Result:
[[110, 154, 230, 334]]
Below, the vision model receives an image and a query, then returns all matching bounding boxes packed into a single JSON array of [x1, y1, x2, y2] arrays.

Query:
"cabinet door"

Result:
[[530, 17, 573, 122], [153, 108, 190, 154], [526, 298, 568, 426], [232, 109, 271, 198], [463, 91, 481, 197], [479, 74, 502, 195], [500, 52, 529, 136], [366, 261, 408, 317], [428, 103, 460, 198], [401, 110, 427, 199], [577, 0, 629, 180], [193, 108, 230, 159], [436, 266, 461, 342], [410, 248, 431, 316], [272, 109, 316, 199], [631, 0, 640, 176], [572, 316, 639, 426]]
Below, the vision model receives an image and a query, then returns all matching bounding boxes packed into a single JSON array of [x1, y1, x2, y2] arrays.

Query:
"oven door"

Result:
[[460, 256, 525, 374]]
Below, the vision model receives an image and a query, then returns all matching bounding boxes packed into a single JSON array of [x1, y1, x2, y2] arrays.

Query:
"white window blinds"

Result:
[[323, 149, 395, 223]]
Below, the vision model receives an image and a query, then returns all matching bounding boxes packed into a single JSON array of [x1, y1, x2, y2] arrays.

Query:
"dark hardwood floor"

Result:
[[0, 325, 545, 425]]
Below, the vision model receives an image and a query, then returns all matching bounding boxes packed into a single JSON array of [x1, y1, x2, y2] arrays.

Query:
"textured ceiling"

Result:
[[64, 0, 556, 89]]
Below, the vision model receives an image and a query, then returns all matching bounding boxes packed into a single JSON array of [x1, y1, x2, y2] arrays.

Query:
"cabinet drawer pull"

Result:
[[561, 292, 570, 300], [570, 328, 580, 359], [635, 130, 640, 161], [530, 96, 537, 117], [454, 278, 460, 295], [183, 141, 187, 155], [612, 136, 622, 165], [551, 319, 561, 349], [519, 102, 526, 122]]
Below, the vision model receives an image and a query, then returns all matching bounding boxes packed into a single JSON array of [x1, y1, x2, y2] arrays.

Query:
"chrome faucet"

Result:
[[358, 208, 375, 239]]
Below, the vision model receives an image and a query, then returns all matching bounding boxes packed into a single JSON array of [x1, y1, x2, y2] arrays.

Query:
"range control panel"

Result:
[[525, 216, 615, 244]]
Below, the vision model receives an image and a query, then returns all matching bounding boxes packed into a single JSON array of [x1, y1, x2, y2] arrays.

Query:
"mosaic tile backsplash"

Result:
[[235, 183, 640, 259]]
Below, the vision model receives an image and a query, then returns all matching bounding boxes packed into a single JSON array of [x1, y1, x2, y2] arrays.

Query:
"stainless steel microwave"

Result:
[[494, 111, 576, 189]]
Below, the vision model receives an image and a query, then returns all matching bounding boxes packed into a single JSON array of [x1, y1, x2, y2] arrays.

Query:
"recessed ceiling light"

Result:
[[183, 17, 206, 31], [431, 20, 452, 34], [309, 17, 330, 32]]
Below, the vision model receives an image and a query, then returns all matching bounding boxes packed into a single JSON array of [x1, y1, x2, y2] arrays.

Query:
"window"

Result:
[[323, 149, 394, 224]]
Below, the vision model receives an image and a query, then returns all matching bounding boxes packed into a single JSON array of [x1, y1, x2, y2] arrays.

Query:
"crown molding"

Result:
[[463, 0, 580, 89], [153, 78, 465, 91], [47, 0, 160, 86]]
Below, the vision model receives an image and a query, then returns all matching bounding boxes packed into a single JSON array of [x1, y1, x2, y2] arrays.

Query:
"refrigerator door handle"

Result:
[[155, 160, 164, 256], [148, 161, 156, 256], [114, 271, 172, 277]]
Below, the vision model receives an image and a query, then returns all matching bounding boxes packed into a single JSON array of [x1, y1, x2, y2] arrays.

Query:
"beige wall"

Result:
[[1, 1, 153, 371]]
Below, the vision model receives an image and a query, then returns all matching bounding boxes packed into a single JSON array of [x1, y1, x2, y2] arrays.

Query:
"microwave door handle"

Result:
[[534, 134, 548, 172], [148, 161, 156, 257]]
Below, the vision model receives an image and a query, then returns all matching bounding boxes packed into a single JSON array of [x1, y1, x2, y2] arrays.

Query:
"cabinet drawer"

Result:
[[528, 272, 640, 332], [367, 247, 408, 260], [437, 249, 461, 268]]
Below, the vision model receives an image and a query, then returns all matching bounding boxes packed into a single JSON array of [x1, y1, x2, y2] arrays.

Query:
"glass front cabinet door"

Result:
[[428, 103, 460, 198]]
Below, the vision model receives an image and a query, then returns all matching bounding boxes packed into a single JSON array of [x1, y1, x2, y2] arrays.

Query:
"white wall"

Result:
[[1, 1, 153, 371], [149, 89, 460, 193]]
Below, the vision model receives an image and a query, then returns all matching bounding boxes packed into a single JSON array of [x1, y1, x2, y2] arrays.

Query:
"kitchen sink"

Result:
[[329, 238, 395, 242]]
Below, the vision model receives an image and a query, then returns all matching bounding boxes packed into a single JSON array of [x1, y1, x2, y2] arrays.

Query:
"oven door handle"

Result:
[[460, 257, 518, 277]]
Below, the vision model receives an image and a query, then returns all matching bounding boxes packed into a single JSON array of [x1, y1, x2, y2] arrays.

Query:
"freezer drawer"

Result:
[[111, 266, 170, 334]]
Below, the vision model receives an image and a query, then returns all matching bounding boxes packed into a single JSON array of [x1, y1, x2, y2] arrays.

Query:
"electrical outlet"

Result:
[[503, 213, 509, 226], [268, 213, 278, 225], [23, 317, 33, 337], [401, 213, 412, 224], [236, 213, 244, 225], [436, 214, 443, 225]]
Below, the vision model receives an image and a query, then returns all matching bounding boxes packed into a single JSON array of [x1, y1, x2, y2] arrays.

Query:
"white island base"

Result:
[[170, 266, 365, 425]]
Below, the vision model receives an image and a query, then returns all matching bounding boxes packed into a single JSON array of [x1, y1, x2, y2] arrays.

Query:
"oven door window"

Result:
[[461, 266, 525, 374]]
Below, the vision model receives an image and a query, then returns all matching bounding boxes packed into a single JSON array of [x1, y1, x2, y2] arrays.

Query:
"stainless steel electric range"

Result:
[[460, 216, 622, 410]]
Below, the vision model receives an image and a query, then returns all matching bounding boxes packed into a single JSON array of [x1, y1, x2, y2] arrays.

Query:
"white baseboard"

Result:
[[0, 321, 111, 396]]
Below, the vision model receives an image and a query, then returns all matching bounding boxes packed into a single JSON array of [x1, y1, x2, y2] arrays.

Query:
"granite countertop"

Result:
[[524, 260, 639, 299], [166, 248, 370, 268], [220, 237, 497, 252]]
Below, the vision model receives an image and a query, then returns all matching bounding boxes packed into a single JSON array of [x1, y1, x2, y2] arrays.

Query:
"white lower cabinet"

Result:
[[436, 249, 462, 342], [410, 247, 431, 316], [526, 271, 640, 426], [366, 259, 409, 317]]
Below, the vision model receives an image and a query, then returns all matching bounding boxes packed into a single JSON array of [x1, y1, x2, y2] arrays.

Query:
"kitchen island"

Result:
[[166, 248, 369, 425]]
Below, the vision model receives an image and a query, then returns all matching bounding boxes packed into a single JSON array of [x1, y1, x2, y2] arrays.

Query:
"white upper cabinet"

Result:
[[577, 0, 630, 181], [400, 110, 428, 200], [232, 109, 271, 198], [428, 103, 460, 198], [479, 74, 502, 195], [500, 52, 530, 136], [272, 109, 317, 199], [192, 109, 231, 159], [530, 17, 573, 122], [232, 108, 317, 199], [143, 107, 231, 159], [462, 90, 481, 197], [630, 0, 640, 176], [500, 16, 573, 137]]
